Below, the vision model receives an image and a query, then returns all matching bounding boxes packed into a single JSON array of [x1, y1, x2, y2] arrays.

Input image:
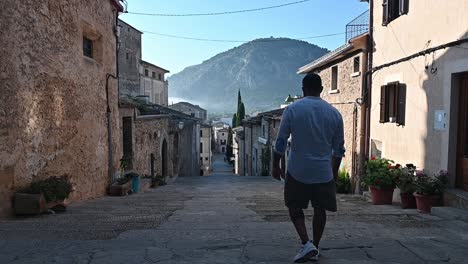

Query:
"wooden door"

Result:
[[457, 74, 468, 191]]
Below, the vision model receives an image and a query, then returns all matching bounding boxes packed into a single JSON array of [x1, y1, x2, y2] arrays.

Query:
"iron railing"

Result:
[[345, 10, 370, 42]]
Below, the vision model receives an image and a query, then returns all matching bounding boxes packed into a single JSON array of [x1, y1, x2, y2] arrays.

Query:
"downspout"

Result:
[[359, 49, 369, 193], [106, 73, 117, 183], [106, 9, 120, 184], [364, 0, 374, 162]]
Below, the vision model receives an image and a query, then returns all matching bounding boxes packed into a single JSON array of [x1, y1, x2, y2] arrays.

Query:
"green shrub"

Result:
[[336, 168, 351, 194], [29, 176, 73, 202]]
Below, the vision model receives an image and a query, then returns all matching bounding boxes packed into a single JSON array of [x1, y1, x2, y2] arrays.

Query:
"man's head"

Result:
[[302, 73, 323, 97]]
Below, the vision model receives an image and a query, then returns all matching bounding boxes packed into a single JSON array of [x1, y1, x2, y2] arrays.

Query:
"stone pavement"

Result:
[[211, 154, 234, 175], [0, 175, 467, 264]]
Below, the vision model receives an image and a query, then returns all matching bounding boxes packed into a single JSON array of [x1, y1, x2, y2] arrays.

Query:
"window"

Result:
[[382, 0, 409, 26], [200, 142, 203, 153], [205, 157, 208, 161], [158, 74, 162, 81], [152, 72, 156, 78], [83, 37, 93, 58], [380, 82, 406, 126], [200, 130, 203, 137], [126, 52, 129, 60], [331, 66, 338, 91], [222, 133, 224, 136], [353, 57, 360, 73], [262, 125, 265, 137], [144, 69, 149, 76]]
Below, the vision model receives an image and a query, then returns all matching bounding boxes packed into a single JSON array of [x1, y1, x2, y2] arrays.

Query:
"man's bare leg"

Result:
[[312, 207, 327, 248], [288, 208, 310, 244]]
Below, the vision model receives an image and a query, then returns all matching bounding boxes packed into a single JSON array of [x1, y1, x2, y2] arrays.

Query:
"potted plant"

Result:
[[396, 164, 417, 209], [154, 174, 167, 187], [413, 170, 448, 213], [109, 173, 133, 196], [363, 157, 398, 205], [15, 175, 74, 214], [336, 168, 351, 194]]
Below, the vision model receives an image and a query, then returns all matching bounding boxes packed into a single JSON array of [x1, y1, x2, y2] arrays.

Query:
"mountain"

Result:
[[168, 38, 329, 113]]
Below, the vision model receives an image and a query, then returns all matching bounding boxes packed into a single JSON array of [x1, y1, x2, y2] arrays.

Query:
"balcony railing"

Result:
[[345, 10, 369, 42]]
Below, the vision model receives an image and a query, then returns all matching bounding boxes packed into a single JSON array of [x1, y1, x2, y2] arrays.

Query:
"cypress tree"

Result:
[[232, 113, 237, 128], [239, 102, 245, 121]]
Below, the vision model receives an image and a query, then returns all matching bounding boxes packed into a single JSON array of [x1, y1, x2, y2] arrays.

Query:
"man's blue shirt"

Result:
[[274, 96, 345, 184]]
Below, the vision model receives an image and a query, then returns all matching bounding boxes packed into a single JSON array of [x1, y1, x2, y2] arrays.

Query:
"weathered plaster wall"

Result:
[[140, 63, 169, 106], [0, 0, 122, 217], [371, 0, 468, 185], [200, 126, 212, 174]]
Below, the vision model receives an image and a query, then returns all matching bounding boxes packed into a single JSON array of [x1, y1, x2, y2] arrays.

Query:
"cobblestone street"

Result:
[[1, 169, 468, 263]]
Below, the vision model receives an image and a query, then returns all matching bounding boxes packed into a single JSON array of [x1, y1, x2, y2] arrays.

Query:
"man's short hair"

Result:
[[302, 73, 323, 94]]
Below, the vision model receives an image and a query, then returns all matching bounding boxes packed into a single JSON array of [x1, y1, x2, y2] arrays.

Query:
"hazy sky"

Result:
[[119, 0, 368, 75]]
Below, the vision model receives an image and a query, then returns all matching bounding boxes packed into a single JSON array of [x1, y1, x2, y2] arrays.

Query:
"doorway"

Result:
[[456, 74, 468, 191], [122, 117, 133, 169]]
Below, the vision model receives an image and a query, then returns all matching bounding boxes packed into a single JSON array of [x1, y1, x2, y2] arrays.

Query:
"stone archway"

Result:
[[161, 139, 168, 177]]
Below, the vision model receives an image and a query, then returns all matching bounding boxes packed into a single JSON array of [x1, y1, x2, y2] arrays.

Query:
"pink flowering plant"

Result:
[[363, 157, 400, 190], [414, 170, 449, 196]]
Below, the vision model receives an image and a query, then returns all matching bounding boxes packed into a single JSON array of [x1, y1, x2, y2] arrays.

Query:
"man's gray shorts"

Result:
[[284, 172, 337, 212]]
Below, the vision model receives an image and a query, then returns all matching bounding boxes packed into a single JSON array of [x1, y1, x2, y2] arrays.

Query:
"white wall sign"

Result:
[[434, 110, 447, 131]]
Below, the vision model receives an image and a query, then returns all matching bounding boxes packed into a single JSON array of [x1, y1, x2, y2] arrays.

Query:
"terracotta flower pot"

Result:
[[369, 186, 394, 205], [414, 193, 441, 213], [400, 193, 417, 209]]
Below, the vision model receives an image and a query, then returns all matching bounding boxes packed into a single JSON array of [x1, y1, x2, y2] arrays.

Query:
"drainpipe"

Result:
[[105, 10, 120, 184], [106, 74, 117, 183], [365, 0, 374, 161]]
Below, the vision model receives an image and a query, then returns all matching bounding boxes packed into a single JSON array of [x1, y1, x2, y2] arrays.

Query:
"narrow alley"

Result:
[[1, 173, 467, 263]]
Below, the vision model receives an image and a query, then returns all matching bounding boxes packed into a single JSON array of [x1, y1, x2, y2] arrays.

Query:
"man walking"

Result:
[[272, 73, 345, 262]]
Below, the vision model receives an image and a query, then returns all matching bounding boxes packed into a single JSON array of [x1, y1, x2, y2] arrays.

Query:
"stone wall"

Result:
[[317, 51, 364, 187], [118, 19, 142, 98], [133, 116, 174, 178], [0, 0, 122, 217]]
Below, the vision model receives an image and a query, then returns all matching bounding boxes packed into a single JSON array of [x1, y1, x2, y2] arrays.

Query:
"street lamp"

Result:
[[178, 121, 184, 130]]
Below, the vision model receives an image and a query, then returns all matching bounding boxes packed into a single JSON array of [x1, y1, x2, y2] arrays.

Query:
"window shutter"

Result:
[[396, 83, 407, 126], [382, 0, 389, 26], [380, 85, 388, 123], [399, 0, 409, 15]]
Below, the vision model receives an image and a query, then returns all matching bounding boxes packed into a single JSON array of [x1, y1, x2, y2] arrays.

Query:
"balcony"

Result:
[[346, 10, 369, 42]]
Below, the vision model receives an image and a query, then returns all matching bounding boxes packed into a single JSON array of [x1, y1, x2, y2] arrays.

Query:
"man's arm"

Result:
[[331, 114, 345, 181], [272, 107, 291, 180]]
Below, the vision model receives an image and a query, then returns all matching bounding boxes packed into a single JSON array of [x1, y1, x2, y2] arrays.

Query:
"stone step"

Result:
[[443, 188, 468, 210], [431, 206, 468, 222]]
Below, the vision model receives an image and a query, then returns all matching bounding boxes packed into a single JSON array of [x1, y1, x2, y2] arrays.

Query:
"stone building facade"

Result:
[[242, 109, 284, 177], [0, 0, 124, 217], [118, 19, 169, 106], [233, 127, 245, 175], [169, 102, 207, 121], [298, 33, 368, 192], [118, 19, 141, 98], [140, 61, 169, 106], [216, 128, 229, 154], [119, 101, 201, 179], [200, 124, 212, 175]]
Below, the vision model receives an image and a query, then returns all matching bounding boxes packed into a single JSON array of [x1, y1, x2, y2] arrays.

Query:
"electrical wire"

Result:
[[125, 0, 311, 17], [141, 30, 345, 43]]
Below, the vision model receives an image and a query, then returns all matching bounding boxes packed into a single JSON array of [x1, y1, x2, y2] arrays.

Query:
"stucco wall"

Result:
[[0, 0, 122, 217], [317, 52, 364, 180], [140, 64, 169, 106], [371, 0, 468, 185], [200, 126, 212, 173]]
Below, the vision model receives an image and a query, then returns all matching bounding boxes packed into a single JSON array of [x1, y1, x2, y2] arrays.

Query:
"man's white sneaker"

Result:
[[293, 241, 318, 263], [309, 249, 320, 261]]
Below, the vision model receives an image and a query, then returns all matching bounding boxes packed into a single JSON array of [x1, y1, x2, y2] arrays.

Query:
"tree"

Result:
[[226, 128, 234, 163], [232, 113, 237, 128], [239, 102, 245, 121]]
